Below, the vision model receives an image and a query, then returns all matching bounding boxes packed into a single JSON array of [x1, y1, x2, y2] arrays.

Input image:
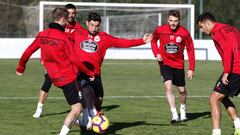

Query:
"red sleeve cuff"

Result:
[[16, 67, 24, 73]]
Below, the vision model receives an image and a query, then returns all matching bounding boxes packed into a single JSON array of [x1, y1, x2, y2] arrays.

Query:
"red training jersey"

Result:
[[65, 21, 85, 41], [151, 24, 195, 71], [16, 23, 94, 86], [65, 21, 84, 35], [73, 30, 146, 75], [211, 22, 240, 74]]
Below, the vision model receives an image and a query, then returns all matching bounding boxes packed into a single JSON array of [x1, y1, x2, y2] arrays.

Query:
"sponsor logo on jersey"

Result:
[[176, 36, 182, 43], [80, 40, 98, 53], [94, 35, 100, 42], [164, 42, 180, 53]]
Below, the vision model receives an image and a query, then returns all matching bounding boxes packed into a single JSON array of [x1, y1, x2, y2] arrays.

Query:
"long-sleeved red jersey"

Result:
[[16, 23, 94, 87], [65, 21, 84, 35], [151, 24, 195, 71], [211, 22, 240, 74], [73, 30, 146, 75]]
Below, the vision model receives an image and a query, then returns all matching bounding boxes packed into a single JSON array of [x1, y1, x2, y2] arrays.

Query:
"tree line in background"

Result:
[[0, 0, 239, 38]]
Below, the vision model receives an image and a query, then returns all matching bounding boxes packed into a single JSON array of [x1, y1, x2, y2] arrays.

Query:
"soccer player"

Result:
[[16, 8, 94, 135], [151, 10, 195, 123], [64, 3, 84, 35], [197, 12, 240, 135], [73, 12, 152, 128], [32, 3, 85, 118]]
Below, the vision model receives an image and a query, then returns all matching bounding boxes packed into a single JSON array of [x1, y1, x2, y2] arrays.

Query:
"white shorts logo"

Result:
[[78, 91, 82, 99]]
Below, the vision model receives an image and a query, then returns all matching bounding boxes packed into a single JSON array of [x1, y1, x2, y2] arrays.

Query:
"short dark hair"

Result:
[[52, 8, 68, 21], [168, 10, 180, 20], [87, 12, 101, 23], [197, 12, 216, 24], [65, 3, 76, 10]]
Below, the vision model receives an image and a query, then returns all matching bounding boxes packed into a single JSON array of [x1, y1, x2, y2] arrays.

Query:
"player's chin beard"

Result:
[[88, 30, 98, 36], [171, 25, 179, 32], [171, 25, 176, 29], [68, 18, 74, 24]]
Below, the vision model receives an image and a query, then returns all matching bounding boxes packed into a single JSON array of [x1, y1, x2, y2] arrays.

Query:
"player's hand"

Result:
[[16, 71, 23, 76], [89, 76, 95, 81], [40, 60, 44, 65], [187, 70, 194, 80], [222, 73, 229, 85], [143, 33, 153, 43], [156, 54, 163, 61]]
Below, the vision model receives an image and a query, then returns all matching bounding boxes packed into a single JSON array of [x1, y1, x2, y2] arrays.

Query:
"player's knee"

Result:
[[179, 92, 187, 97], [209, 92, 223, 103], [179, 89, 187, 96], [209, 93, 216, 102], [165, 86, 173, 91], [165, 89, 174, 97], [41, 88, 50, 93]]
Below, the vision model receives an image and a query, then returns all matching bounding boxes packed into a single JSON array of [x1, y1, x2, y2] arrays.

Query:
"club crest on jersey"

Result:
[[80, 40, 98, 53], [94, 35, 100, 42], [176, 36, 182, 43], [164, 42, 180, 53]]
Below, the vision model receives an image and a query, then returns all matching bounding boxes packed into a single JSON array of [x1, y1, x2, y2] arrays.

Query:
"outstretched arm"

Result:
[[151, 28, 161, 59], [185, 34, 195, 77], [143, 33, 153, 43], [16, 38, 40, 76], [105, 33, 149, 48]]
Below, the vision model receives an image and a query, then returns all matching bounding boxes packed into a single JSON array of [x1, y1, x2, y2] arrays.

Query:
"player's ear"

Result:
[[86, 20, 89, 26]]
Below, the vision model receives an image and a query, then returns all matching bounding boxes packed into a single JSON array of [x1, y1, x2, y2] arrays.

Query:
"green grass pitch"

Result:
[[0, 59, 239, 135]]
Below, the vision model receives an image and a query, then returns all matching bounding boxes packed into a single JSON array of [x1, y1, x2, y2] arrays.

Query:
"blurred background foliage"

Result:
[[0, 0, 239, 39]]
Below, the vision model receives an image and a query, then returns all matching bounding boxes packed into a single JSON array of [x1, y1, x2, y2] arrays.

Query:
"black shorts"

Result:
[[78, 73, 104, 98], [60, 80, 83, 105], [160, 65, 185, 86], [214, 73, 240, 97]]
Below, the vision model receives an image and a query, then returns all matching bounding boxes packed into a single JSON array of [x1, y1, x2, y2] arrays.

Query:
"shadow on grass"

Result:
[[41, 105, 120, 118], [69, 121, 169, 135], [53, 120, 187, 135], [187, 111, 211, 121], [101, 105, 120, 112], [41, 109, 71, 117]]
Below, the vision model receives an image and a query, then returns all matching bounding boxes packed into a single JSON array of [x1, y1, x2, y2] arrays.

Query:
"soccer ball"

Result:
[[92, 114, 109, 133]]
